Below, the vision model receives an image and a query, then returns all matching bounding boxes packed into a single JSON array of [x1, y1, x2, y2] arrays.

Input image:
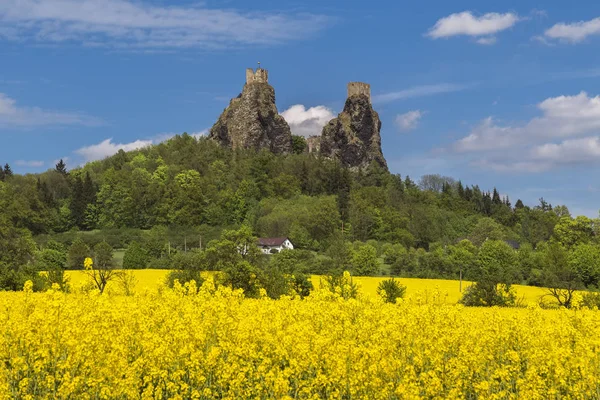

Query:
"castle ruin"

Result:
[[347, 82, 371, 102], [246, 68, 269, 84]]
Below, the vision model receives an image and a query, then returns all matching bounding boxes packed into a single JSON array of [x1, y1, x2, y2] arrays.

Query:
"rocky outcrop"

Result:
[[319, 82, 387, 170], [209, 68, 292, 154]]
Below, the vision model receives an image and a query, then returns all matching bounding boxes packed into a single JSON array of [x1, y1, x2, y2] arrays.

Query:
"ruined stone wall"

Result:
[[347, 82, 371, 102], [246, 68, 269, 84], [306, 135, 321, 153]]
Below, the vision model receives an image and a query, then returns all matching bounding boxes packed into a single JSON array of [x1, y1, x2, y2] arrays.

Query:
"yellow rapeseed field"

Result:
[[1, 278, 599, 399], [65, 270, 549, 304]]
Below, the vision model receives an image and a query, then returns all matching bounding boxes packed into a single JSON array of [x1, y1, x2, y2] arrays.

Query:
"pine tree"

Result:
[[83, 172, 96, 205], [55, 159, 68, 175], [404, 175, 415, 189], [3, 164, 12, 178], [464, 186, 473, 202], [515, 199, 525, 209], [483, 192, 493, 215], [37, 178, 55, 206], [70, 176, 86, 228], [457, 180, 465, 199], [492, 188, 501, 205], [0, 166, 4, 182], [442, 182, 452, 195]]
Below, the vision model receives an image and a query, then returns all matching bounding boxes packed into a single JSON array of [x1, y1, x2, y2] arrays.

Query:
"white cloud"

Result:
[[476, 36, 497, 45], [450, 92, 600, 173], [280, 105, 335, 137], [0, 92, 101, 128], [0, 0, 329, 49], [15, 160, 44, 167], [531, 137, 600, 165], [427, 11, 519, 40], [75, 138, 153, 162], [545, 17, 600, 43], [372, 83, 467, 104], [152, 130, 208, 143], [454, 92, 600, 152], [74, 131, 208, 163], [395, 110, 423, 132], [191, 130, 208, 139]]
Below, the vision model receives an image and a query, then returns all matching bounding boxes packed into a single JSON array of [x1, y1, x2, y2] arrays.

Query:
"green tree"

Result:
[[460, 240, 518, 307], [468, 217, 506, 247], [351, 244, 379, 276], [568, 243, 600, 288], [552, 216, 595, 249], [123, 241, 150, 269], [3, 164, 12, 179], [55, 159, 68, 175], [67, 239, 90, 270], [84, 241, 119, 294], [539, 242, 581, 308], [291, 135, 307, 154], [37, 248, 69, 291]]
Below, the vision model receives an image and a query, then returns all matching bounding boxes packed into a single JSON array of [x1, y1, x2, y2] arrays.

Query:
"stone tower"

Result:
[[208, 67, 293, 154], [246, 68, 269, 84], [347, 82, 371, 102], [318, 82, 387, 170]]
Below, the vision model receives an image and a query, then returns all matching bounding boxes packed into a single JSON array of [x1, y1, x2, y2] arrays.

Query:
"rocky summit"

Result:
[[319, 82, 388, 171], [209, 68, 292, 154]]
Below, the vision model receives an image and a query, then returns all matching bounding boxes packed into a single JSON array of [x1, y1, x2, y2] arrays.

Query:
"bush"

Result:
[[166, 269, 204, 290], [377, 278, 406, 303], [460, 283, 516, 307], [581, 291, 600, 309], [323, 271, 358, 300], [0, 263, 46, 292]]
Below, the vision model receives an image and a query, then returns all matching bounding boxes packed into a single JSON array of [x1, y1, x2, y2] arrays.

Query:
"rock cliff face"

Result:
[[209, 68, 292, 154], [319, 83, 388, 170]]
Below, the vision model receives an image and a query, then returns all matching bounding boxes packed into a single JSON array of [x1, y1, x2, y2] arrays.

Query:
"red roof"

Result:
[[257, 237, 289, 246]]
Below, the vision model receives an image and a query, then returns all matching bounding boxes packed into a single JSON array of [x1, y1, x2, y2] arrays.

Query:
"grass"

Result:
[[65, 269, 550, 304]]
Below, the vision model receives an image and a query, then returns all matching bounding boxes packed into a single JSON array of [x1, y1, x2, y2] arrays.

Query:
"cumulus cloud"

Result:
[[450, 92, 600, 172], [545, 17, 600, 43], [372, 83, 467, 104], [280, 105, 335, 137], [531, 137, 600, 165], [0, 93, 101, 128], [74, 131, 209, 163], [454, 92, 600, 152], [0, 0, 330, 49], [75, 138, 153, 162], [395, 110, 423, 132], [427, 11, 519, 42], [15, 160, 44, 167]]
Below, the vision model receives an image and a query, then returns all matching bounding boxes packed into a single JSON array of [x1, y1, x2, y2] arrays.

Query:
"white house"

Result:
[[257, 237, 294, 254]]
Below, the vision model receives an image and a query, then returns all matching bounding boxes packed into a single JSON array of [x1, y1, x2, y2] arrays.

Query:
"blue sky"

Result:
[[1, 0, 600, 217]]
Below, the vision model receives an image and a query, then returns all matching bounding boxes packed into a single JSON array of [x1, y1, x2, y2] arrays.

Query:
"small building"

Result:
[[257, 237, 294, 254]]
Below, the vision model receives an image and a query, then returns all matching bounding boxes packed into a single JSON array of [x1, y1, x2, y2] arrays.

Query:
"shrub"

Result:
[[323, 271, 358, 300], [166, 269, 204, 291], [581, 291, 600, 309], [377, 278, 406, 303], [460, 283, 516, 307]]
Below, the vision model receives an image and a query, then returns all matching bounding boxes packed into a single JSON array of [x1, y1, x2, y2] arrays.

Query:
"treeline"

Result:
[[1, 134, 563, 245], [0, 133, 598, 298]]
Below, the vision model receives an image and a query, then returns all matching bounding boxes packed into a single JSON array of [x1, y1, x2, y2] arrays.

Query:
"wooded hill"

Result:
[[0, 133, 597, 292]]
